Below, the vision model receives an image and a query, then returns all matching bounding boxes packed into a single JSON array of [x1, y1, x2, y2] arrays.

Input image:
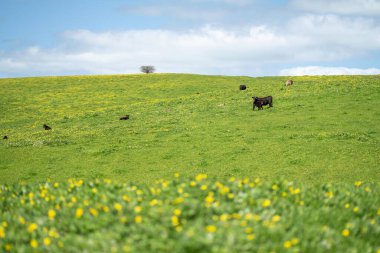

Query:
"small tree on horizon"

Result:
[[140, 65, 155, 74]]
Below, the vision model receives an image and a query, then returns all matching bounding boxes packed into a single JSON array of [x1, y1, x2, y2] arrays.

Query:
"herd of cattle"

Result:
[[249, 79, 293, 110], [2, 79, 294, 140]]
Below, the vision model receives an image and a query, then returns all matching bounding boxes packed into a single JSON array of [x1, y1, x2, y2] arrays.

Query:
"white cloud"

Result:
[[279, 66, 380, 76], [0, 14, 379, 77], [291, 0, 380, 16]]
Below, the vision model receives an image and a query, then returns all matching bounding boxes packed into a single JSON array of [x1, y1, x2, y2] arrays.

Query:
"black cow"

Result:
[[43, 124, 52, 130], [120, 115, 129, 120], [239, 85, 247, 90], [3, 136, 8, 140], [252, 96, 273, 110]]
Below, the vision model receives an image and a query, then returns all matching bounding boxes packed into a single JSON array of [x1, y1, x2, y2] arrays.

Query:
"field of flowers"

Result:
[[1, 174, 379, 253]]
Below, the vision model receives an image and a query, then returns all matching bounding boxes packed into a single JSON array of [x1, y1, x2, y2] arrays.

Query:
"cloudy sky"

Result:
[[1, 0, 380, 78]]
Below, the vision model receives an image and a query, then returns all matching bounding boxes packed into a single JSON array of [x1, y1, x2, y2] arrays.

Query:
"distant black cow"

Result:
[[239, 85, 247, 90], [120, 115, 129, 120], [252, 96, 273, 110], [3, 136, 8, 140], [43, 124, 52, 130]]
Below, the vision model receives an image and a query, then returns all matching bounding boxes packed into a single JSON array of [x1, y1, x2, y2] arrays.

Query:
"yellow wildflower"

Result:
[[27, 223, 38, 233], [149, 199, 158, 206], [272, 215, 281, 222], [30, 239, 38, 248], [291, 238, 299, 245], [92, 188, 97, 194], [200, 185, 208, 191], [43, 237, 51, 246], [19, 216, 26, 225], [345, 203, 350, 209], [71, 197, 77, 203], [0, 227, 5, 238], [354, 181, 362, 187], [114, 203, 123, 212], [247, 234, 255, 240], [205, 195, 214, 204], [342, 229, 350, 237], [220, 214, 229, 222], [173, 197, 185, 204], [123, 195, 131, 202], [283, 240, 292, 249], [75, 208, 84, 218], [134, 215, 142, 224], [2, 221, 7, 228], [174, 173, 180, 178], [262, 199, 271, 208], [4, 244, 11, 251], [134, 206, 142, 213], [244, 227, 253, 233], [171, 216, 179, 226], [353, 207, 359, 213], [205, 225, 217, 233], [48, 209, 56, 220], [377, 208, 380, 215], [90, 208, 99, 216], [195, 173, 207, 182], [173, 209, 182, 216]]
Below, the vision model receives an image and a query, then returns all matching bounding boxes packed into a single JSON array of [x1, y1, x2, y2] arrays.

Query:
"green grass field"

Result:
[[1, 74, 379, 184], [1, 74, 379, 252]]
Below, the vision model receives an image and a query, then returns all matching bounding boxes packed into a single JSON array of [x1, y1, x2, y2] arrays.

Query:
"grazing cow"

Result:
[[3, 136, 8, 140], [43, 124, 52, 130], [285, 80, 293, 86], [239, 85, 247, 90], [252, 96, 273, 110], [120, 115, 129, 120]]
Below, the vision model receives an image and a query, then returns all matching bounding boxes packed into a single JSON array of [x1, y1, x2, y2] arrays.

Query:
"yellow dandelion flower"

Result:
[[190, 181, 196, 187], [272, 215, 281, 222], [244, 227, 253, 233], [205, 195, 214, 204], [253, 214, 261, 221], [43, 237, 51, 246], [2, 221, 7, 228], [272, 184, 278, 191], [283, 240, 292, 249], [173, 209, 181, 216], [19, 216, 26, 225], [195, 173, 207, 182], [247, 234, 255, 240], [0, 227, 5, 238], [174, 173, 180, 178], [262, 199, 271, 208], [134, 215, 142, 224], [71, 197, 77, 203], [149, 199, 158, 206], [4, 244, 11, 251], [345, 203, 350, 209], [175, 226, 183, 232], [120, 216, 127, 224], [30, 239, 38, 248], [342, 229, 350, 237], [92, 188, 97, 194], [171, 216, 179, 226], [48, 209, 56, 220], [123, 195, 131, 202], [102, 206, 110, 213], [220, 214, 229, 222], [200, 185, 208, 191], [89, 208, 99, 217], [228, 193, 234, 199], [114, 203, 123, 212], [27, 223, 38, 233], [291, 238, 299, 245], [354, 181, 362, 187], [75, 208, 84, 218], [353, 207, 359, 213], [240, 221, 247, 227], [53, 182, 59, 188], [173, 197, 184, 204], [134, 206, 142, 213], [205, 225, 217, 233]]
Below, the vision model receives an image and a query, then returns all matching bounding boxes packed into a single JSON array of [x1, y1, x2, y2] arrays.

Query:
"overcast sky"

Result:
[[1, 0, 380, 78]]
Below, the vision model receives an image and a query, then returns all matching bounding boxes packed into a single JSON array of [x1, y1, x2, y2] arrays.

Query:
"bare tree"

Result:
[[140, 65, 155, 74]]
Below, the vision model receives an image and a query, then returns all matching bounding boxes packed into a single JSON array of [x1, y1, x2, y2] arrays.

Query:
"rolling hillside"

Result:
[[0, 74, 379, 184]]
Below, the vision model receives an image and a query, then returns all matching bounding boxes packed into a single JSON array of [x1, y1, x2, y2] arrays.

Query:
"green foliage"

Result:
[[0, 176, 379, 252], [0, 74, 379, 184]]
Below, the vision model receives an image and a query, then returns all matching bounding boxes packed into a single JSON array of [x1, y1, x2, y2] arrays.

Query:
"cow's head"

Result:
[[252, 96, 258, 102]]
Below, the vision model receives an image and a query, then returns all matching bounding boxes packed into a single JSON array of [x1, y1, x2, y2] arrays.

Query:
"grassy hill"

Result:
[[0, 74, 379, 184]]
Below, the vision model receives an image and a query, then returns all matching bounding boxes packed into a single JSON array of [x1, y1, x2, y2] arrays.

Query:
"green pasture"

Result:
[[0, 74, 379, 184]]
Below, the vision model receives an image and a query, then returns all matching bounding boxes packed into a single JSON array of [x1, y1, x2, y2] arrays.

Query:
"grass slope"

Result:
[[0, 74, 379, 184]]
